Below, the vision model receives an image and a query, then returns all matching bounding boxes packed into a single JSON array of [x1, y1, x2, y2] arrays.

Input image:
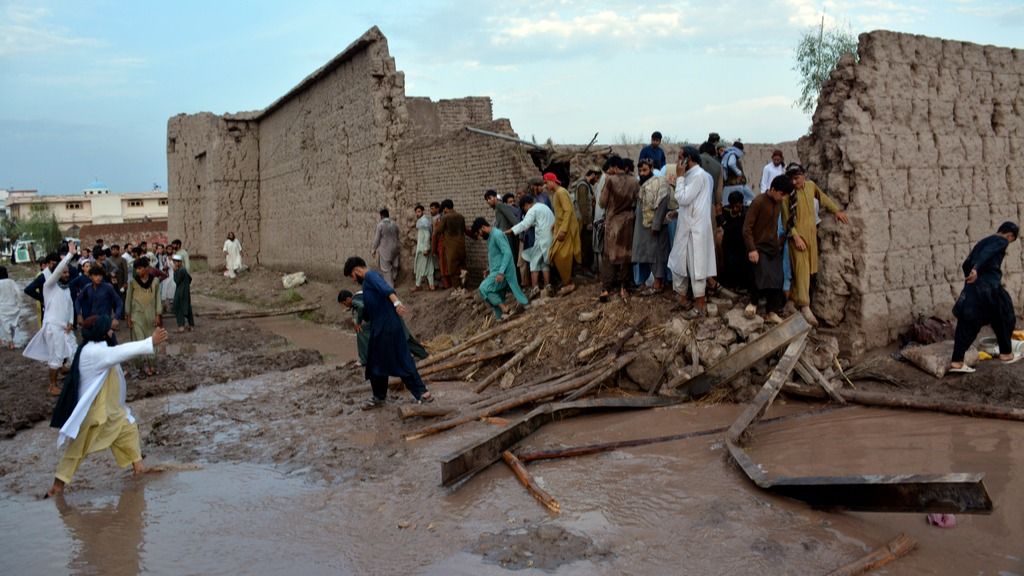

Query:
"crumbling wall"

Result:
[[405, 96, 494, 139], [397, 119, 539, 277], [256, 27, 408, 277], [799, 30, 1024, 355], [166, 112, 260, 264]]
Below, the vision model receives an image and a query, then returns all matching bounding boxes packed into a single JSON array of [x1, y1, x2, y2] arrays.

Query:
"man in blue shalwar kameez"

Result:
[[472, 217, 529, 320], [343, 256, 434, 409]]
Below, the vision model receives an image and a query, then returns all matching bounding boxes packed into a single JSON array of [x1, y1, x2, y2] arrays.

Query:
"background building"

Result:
[[5, 180, 168, 237]]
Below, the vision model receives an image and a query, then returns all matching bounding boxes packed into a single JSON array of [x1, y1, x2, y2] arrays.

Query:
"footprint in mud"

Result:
[[472, 523, 613, 571]]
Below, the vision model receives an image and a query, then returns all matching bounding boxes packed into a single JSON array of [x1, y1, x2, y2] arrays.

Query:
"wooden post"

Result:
[[794, 357, 845, 403], [396, 405, 456, 419], [826, 534, 916, 576], [502, 451, 560, 514], [783, 382, 1024, 422], [419, 348, 514, 378], [417, 315, 531, 369], [474, 334, 545, 393], [407, 352, 638, 441], [726, 333, 808, 445]]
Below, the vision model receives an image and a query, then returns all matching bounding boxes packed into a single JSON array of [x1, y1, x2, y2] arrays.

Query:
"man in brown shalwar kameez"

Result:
[[598, 155, 638, 303], [438, 199, 468, 289]]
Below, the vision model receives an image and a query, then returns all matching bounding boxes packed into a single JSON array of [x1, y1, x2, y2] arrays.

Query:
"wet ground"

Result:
[[2, 268, 1023, 574]]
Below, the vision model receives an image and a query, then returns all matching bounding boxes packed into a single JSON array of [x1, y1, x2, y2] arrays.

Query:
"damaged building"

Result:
[[167, 26, 542, 278], [168, 27, 1024, 354], [799, 30, 1024, 355]]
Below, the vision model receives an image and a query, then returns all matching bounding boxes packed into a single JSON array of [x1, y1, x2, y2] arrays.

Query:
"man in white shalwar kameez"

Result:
[[667, 146, 718, 316], [23, 246, 78, 395], [223, 232, 242, 278], [47, 314, 169, 496], [0, 266, 22, 348], [508, 194, 556, 297]]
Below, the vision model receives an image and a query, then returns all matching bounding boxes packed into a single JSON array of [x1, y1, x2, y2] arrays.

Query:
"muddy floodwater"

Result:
[[3, 379, 1022, 575]]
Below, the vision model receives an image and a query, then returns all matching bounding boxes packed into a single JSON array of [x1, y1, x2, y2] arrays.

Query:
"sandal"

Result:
[[947, 365, 976, 374], [361, 397, 387, 410], [598, 292, 610, 303], [1002, 354, 1023, 365], [417, 391, 435, 404]]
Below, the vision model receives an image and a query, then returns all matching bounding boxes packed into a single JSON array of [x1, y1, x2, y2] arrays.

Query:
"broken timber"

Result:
[[723, 327, 993, 514], [502, 451, 560, 514], [793, 357, 845, 404], [473, 334, 544, 393], [672, 314, 811, 398], [417, 315, 530, 370], [826, 533, 916, 576], [440, 396, 683, 488], [201, 303, 320, 320]]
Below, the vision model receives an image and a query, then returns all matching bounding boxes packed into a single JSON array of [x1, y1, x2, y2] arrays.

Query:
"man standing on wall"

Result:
[[571, 168, 600, 275], [598, 155, 638, 303], [372, 208, 401, 286], [543, 172, 581, 295], [948, 222, 1021, 374], [438, 200, 468, 289], [782, 163, 848, 327], [343, 256, 434, 408], [638, 131, 667, 171]]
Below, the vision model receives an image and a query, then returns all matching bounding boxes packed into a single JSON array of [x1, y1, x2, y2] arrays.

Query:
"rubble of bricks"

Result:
[[799, 30, 1024, 355]]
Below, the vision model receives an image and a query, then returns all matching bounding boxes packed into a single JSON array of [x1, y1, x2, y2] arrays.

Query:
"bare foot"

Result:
[[48, 386, 61, 396], [45, 479, 65, 498], [132, 461, 146, 476]]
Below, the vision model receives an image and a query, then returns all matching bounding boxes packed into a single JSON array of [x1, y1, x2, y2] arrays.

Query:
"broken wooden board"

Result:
[[672, 313, 810, 398], [440, 396, 683, 488], [722, 333, 994, 514], [726, 334, 807, 444], [794, 357, 845, 404], [725, 440, 991, 512]]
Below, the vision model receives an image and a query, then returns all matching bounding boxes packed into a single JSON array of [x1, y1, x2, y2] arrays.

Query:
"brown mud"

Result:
[[2, 267, 1023, 573]]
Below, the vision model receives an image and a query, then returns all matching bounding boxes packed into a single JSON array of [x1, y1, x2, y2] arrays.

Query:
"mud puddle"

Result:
[[251, 316, 357, 365], [748, 407, 1024, 575], [0, 463, 341, 575]]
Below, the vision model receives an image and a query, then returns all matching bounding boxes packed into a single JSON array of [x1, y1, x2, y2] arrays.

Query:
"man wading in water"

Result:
[[343, 256, 434, 408], [47, 315, 168, 497]]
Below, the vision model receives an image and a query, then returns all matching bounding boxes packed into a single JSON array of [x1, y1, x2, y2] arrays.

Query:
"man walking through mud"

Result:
[[343, 256, 434, 408]]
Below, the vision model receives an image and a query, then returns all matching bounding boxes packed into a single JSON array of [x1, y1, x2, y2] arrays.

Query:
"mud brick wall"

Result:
[[256, 28, 408, 278], [799, 30, 1024, 355], [166, 112, 261, 264], [397, 119, 540, 278]]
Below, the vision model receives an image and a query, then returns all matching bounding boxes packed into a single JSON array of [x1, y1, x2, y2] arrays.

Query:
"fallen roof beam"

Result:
[[440, 396, 683, 488], [672, 313, 811, 398], [464, 126, 545, 149]]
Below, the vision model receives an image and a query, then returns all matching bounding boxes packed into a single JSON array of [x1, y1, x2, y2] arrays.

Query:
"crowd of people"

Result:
[[344, 130, 1022, 408]]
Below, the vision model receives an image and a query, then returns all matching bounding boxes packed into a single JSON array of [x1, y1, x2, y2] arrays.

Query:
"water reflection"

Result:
[[53, 486, 146, 576]]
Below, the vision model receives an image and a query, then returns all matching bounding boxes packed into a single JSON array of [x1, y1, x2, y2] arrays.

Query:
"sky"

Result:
[[1, 0, 1022, 195]]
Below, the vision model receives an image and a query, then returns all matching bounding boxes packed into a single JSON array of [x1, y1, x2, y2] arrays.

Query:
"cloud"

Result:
[[489, 7, 695, 48], [0, 3, 102, 57]]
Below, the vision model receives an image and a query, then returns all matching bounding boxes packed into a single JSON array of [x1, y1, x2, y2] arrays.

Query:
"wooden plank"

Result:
[[502, 451, 560, 514], [473, 334, 544, 393], [827, 534, 916, 576], [440, 396, 684, 487], [794, 357, 845, 404], [726, 334, 808, 444], [672, 313, 810, 398], [782, 382, 1024, 422], [417, 315, 531, 369]]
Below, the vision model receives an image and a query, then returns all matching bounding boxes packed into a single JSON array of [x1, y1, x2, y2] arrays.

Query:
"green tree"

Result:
[[793, 20, 859, 114], [18, 204, 63, 254]]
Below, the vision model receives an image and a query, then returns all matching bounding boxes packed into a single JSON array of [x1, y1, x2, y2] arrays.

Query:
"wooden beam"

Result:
[[502, 451, 560, 514], [417, 315, 530, 369], [826, 534, 916, 576], [440, 396, 683, 487], [396, 405, 456, 419], [782, 382, 1024, 422], [672, 313, 811, 398], [726, 334, 808, 444], [794, 357, 845, 403], [419, 348, 514, 378], [473, 334, 544, 393]]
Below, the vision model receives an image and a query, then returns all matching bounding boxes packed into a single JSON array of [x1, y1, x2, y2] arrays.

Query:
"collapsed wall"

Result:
[[799, 30, 1024, 355]]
